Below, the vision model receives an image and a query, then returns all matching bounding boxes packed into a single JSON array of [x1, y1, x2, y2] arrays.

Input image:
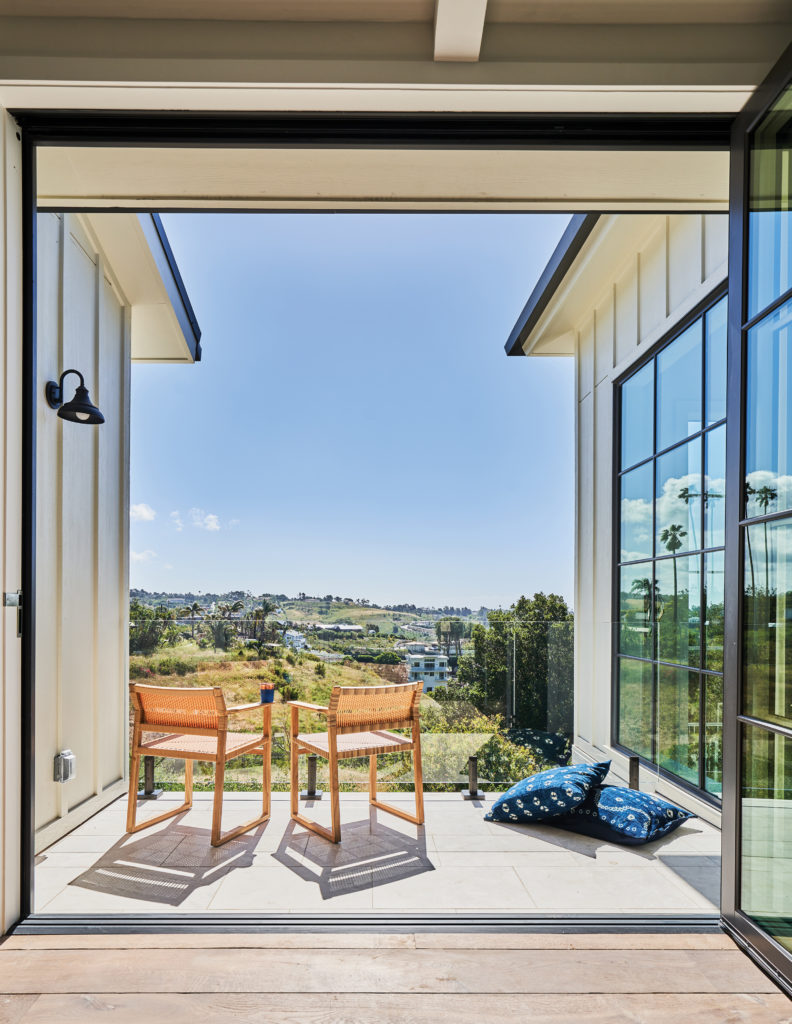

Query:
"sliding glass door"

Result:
[[724, 41, 792, 987]]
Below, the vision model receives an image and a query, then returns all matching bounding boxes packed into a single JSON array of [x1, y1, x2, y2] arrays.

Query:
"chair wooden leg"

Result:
[[369, 754, 377, 804], [126, 751, 193, 836], [328, 734, 341, 843], [211, 757, 226, 846], [290, 706, 299, 820], [184, 759, 194, 807], [369, 736, 425, 827], [126, 753, 141, 833], [412, 729, 425, 825]]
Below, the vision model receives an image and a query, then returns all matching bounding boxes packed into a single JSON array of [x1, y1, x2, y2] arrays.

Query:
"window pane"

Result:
[[657, 320, 702, 451], [748, 85, 792, 319], [704, 425, 726, 549], [705, 295, 727, 426], [741, 722, 792, 951], [618, 658, 653, 760], [705, 675, 723, 798], [745, 296, 792, 519], [619, 562, 653, 659], [656, 554, 701, 668], [743, 516, 792, 728], [620, 463, 653, 562], [656, 437, 701, 556], [704, 550, 725, 673], [621, 361, 654, 470], [657, 665, 699, 785]]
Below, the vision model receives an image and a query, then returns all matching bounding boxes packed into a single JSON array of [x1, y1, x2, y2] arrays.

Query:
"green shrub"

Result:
[[314, 661, 326, 677], [152, 657, 191, 676], [285, 652, 297, 666]]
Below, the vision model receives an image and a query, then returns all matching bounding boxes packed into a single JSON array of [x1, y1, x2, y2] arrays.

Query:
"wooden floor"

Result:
[[0, 932, 789, 1023]]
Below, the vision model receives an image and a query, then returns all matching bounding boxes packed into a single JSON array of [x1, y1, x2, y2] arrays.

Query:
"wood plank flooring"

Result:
[[0, 933, 789, 1023]]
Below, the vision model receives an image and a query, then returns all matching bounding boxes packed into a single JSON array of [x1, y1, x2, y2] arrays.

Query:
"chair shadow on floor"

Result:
[[67, 817, 266, 907], [273, 805, 435, 900]]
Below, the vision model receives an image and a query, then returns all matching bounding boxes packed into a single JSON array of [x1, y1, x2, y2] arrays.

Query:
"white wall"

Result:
[[0, 108, 23, 934], [573, 213, 728, 823], [34, 212, 131, 853]]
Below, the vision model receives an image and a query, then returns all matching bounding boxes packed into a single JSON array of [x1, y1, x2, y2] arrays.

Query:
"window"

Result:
[[616, 292, 726, 799]]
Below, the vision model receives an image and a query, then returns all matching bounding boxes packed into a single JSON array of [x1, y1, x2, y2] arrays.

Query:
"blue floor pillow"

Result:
[[506, 728, 572, 765], [485, 761, 611, 824], [552, 784, 696, 845]]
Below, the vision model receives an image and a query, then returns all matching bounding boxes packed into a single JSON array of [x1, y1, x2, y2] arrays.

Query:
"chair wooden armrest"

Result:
[[287, 700, 330, 714], [227, 702, 266, 713]]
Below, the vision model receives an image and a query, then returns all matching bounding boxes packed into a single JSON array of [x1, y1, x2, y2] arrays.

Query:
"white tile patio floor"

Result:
[[34, 793, 721, 915]]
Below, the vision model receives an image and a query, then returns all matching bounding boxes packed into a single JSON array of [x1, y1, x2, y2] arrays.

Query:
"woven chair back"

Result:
[[329, 682, 421, 732], [131, 683, 223, 730]]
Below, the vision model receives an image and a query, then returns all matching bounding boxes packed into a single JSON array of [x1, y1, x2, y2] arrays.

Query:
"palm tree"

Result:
[[755, 484, 778, 596], [189, 600, 202, 639], [677, 485, 700, 549], [253, 598, 276, 642], [745, 482, 757, 596], [660, 523, 687, 624]]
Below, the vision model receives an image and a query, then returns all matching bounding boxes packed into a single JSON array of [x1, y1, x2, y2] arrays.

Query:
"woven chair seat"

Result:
[[297, 729, 412, 759], [140, 731, 263, 759]]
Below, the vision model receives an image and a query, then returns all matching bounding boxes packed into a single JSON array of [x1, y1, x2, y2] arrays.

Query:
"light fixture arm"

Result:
[[46, 368, 85, 410]]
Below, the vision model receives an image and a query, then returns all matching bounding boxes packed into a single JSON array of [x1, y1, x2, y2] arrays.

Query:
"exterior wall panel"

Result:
[[34, 213, 130, 850], [571, 213, 727, 821]]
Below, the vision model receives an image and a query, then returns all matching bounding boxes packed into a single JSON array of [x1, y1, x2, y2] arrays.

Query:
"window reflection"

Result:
[[619, 562, 654, 660], [655, 555, 701, 668], [741, 723, 792, 950], [618, 658, 653, 761], [705, 295, 727, 426], [705, 675, 723, 798], [656, 438, 701, 556], [657, 666, 699, 785], [744, 516, 792, 727], [620, 463, 653, 562], [657, 321, 702, 451], [621, 361, 654, 470], [705, 425, 726, 549], [745, 296, 792, 520], [704, 550, 724, 673], [748, 85, 792, 319]]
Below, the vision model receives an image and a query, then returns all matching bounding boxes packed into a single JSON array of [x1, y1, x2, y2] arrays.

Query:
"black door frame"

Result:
[[720, 41, 792, 994], [13, 108, 734, 938]]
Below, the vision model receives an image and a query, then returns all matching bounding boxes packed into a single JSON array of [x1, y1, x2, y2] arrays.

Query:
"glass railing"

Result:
[[129, 617, 574, 794]]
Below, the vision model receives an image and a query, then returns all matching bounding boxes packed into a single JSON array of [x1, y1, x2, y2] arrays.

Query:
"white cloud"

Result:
[[130, 503, 156, 522], [189, 508, 221, 532], [170, 511, 184, 532], [228, 518, 241, 529], [131, 549, 157, 563], [163, 563, 174, 570]]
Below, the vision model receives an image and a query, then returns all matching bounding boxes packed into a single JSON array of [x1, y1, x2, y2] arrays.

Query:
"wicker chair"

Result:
[[288, 681, 424, 843], [127, 683, 271, 847]]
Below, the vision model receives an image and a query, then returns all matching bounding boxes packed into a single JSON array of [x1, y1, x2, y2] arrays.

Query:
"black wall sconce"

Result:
[[45, 369, 104, 425]]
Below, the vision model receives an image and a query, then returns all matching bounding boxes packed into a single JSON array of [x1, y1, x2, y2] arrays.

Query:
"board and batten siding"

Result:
[[574, 213, 727, 823], [34, 212, 131, 852]]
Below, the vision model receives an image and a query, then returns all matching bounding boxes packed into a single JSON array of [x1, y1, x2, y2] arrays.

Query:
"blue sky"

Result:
[[130, 212, 574, 609]]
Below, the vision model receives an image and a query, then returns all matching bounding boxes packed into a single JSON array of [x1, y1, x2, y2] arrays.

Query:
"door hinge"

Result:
[[4, 590, 22, 637]]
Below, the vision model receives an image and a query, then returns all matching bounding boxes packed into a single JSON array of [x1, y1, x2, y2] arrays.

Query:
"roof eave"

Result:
[[504, 213, 600, 357]]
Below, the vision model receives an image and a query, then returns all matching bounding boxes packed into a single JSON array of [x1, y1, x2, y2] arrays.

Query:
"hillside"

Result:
[[280, 599, 429, 632]]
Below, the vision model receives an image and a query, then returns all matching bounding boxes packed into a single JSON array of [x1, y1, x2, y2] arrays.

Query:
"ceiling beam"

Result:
[[433, 0, 487, 62]]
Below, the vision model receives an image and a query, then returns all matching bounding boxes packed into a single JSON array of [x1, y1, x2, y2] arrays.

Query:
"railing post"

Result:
[[462, 754, 485, 801], [300, 753, 323, 800], [138, 754, 163, 800], [628, 755, 640, 791]]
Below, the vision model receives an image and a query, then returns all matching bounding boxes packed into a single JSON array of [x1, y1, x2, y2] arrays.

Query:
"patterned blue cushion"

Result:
[[552, 785, 696, 845], [506, 728, 572, 765], [484, 762, 611, 824]]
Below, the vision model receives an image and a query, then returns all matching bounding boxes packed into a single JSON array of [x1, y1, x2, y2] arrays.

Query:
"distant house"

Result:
[[407, 653, 449, 693], [283, 629, 308, 650]]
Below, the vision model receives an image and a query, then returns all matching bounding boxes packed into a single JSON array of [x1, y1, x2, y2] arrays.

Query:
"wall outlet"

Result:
[[53, 749, 76, 783]]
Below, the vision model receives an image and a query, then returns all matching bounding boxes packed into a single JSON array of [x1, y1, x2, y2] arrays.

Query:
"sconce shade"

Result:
[[45, 369, 105, 425]]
